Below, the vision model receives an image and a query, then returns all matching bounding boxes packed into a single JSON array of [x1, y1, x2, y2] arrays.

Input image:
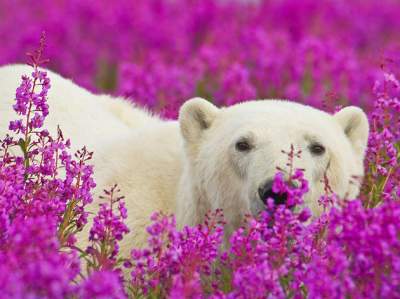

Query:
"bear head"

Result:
[[176, 97, 369, 235]]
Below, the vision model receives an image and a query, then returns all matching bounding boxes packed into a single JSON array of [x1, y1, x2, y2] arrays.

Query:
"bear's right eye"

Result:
[[309, 142, 326, 156], [235, 140, 252, 152]]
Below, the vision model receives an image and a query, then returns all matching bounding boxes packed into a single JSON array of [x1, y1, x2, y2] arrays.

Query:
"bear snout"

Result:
[[258, 180, 288, 207]]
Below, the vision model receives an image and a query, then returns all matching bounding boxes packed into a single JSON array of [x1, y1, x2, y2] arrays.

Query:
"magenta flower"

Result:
[[80, 270, 126, 299]]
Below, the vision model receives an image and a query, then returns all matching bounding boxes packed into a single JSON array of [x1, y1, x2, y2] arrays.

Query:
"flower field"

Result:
[[0, 0, 400, 298]]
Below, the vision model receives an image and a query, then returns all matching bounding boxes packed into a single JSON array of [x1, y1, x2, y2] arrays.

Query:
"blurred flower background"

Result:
[[2, 0, 400, 115], [0, 0, 400, 298]]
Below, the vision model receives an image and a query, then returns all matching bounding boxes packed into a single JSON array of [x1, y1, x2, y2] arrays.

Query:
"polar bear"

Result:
[[0, 64, 369, 258]]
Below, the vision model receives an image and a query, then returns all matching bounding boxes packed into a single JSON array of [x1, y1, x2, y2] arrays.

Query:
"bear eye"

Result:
[[309, 143, 326, 156], [235, 140, 252, 152]]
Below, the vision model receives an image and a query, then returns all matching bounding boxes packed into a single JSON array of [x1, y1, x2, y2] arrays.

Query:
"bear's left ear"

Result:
[[179, 97, 219, 144], [334, 106, 369, 157]]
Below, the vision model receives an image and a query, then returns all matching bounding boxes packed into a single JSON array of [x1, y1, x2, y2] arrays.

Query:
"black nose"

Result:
[[258, 180, 287, 206]]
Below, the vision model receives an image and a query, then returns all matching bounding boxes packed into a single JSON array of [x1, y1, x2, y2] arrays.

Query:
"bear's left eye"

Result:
[[309, 143, 326, 156], [235, 140, 252, 152]]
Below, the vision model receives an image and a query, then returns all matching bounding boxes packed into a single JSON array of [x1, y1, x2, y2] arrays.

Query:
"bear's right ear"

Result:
[[179, 97, 219, 144], [334, 106, 369, 157]]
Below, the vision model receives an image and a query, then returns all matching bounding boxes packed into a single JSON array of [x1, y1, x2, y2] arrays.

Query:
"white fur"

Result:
[[0, 64, 369, 258]]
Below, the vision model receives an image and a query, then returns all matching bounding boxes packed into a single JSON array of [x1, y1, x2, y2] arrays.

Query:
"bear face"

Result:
[[177, 98, 369, 234]]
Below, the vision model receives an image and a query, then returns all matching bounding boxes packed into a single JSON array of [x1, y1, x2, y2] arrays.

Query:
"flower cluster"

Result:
[[129, 210, 224, 298], [0, 216, 79, 298], [362, 65, 400, 206], [0, 36, 126, 297], [305, 200, 400, 298], [79, 270, 127, 299], [85, 184, 129, 273]]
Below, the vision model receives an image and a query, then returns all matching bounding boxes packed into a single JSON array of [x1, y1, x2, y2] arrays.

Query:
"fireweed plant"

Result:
[[0, 1, 399, 297], [0, 35, 128, 298]]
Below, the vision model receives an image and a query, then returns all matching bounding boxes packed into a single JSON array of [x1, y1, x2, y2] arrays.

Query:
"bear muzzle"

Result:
[[258, 179, 288, 207]]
